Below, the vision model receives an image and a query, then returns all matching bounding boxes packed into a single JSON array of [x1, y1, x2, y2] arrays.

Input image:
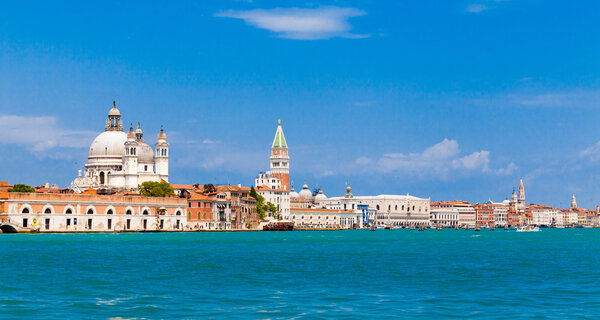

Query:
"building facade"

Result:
[[0, 190, 186, 232]]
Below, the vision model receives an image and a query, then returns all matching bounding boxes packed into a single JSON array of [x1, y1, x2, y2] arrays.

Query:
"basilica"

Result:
[[69, 102, 169, 192]]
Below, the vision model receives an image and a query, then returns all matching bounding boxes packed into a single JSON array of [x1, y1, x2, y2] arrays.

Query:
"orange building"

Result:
[[0, 188, 187, 232]]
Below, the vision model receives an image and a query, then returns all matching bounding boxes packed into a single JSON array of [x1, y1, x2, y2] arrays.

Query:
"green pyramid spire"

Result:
[[272, 119, 287, 148]]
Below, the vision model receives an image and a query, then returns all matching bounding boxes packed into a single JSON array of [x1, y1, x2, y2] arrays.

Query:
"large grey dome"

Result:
[[88, 131, 127, 158]]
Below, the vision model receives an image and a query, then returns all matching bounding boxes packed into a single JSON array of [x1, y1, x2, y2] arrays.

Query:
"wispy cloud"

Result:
[[0, 115, 96, 152], [465, 0, 511, 13], [215, 6, 368, 40], [351, 139, 516, 179]]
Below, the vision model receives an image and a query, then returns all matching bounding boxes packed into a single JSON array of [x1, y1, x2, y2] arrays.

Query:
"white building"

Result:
[[531, 205, 561, 226], [290, 208, 361, 229], [488, 202, 508, 227], [432, 201, 476, 228], [430, 208, 459, 227], [317, 187, 430, 228], [70, 102, 168, 192]]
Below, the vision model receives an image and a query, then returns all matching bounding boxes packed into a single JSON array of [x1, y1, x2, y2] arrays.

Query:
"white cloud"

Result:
[[0, 115, 96, 152], [202, 139, 218, 144], [580, 141, 600, 162], [466, 4, 488, 13], [496, 162, 518, 175], [215, 6, 368, 40], [355, 139, 513, 178]]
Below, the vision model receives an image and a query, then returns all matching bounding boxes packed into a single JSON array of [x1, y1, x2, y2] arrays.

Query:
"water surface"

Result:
[[1, 229, 599, 319]]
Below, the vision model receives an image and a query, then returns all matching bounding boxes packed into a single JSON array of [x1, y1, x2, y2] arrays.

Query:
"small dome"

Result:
[[299, 184, 313, 200], [137, 142, 155, 164], [289, 187, 299, 198], [314, 189, 327, 201], [89, 131, 128, 158], [109, 106, 120, 117], [157, 128, 167, 141]]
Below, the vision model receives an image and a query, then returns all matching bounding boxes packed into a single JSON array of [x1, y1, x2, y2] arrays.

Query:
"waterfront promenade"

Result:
[[1, 229, 599, 319]]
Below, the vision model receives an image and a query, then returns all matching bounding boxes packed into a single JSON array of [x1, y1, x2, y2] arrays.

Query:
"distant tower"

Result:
[[571, 194, 577, 208], [155, 127, 169, 181], [123, 125, 139, 189], [270, 119, 290, 191], [518, 179, 526, 212]]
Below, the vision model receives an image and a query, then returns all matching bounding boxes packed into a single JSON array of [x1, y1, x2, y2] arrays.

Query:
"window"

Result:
[[21, 207, 29, 214], [107, 209, 113, 215], [44, 208, 52, 214], [143, 219, 147, 229], [126, 209, 132, 215], [66, 208, 73, 214], [159, 220, 164, 229], [23, 218, 28, 227], [108, 219, 112, 229], [100, 172, 105, 185], [143, 210, 149, 215], [66, 219, 71, 227], [87, 219, 92, 229], [87, 209, 94, 215], [126, 219, 131, 230], [176, 210, 182, 216], [45, 218, 50, 230], [144, 165, 148, 171]]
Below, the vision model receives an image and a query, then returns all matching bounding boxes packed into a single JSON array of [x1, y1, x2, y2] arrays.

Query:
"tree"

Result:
[[139, 181, 175, 198], [265, 202, 280, 220], [8, 184, 36, 193], [250, 186, 267, 220]]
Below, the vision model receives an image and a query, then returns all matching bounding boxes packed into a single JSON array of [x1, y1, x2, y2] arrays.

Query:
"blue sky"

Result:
[[1, 0, 599, 208]]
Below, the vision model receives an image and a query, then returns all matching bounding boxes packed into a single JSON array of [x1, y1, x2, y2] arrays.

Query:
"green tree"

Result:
[[265, 202, 281, 220], [139, 181, 175, 197], [250, 186, 267, 220], [8, 184, 36, 193]]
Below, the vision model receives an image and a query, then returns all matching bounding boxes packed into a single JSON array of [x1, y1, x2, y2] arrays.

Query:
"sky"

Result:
[[1, 0, 599, 208]]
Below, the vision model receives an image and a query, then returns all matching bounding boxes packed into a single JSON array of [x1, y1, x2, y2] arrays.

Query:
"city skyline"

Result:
[[1, 1, 600, 207]]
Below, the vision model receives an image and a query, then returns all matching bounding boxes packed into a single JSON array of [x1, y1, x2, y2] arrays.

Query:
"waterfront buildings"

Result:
[[0, 182, 187, 232], [317, 187, 430, 228], [69, 102, 169, 192], [488, 202, 508, 227], [429, 207, 459, 227], [431, 201, 476, 228], [290, 208, 361, 229], [473, 203, 494, 227], [530, 205, 562, 227]]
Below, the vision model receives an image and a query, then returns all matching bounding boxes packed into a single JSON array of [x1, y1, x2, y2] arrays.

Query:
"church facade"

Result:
[[70, 102, 169, 192]]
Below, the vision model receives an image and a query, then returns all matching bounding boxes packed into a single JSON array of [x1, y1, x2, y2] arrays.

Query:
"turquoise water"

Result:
[[1, 229, 599, 319]]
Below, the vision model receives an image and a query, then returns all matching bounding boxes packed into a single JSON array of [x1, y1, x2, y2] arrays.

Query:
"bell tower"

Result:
[[155, 127, 169, 181], [270, 120, 290, 191]]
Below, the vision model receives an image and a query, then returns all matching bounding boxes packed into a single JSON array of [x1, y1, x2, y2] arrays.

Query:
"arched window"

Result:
[[107, 209, 113, 215], [176, 210, 182, 216], [99, 172, 105, 185], [44, 208, 52, 214], [126, 209, 132, 215], [87, 209, 94, 215], [143, 210, 149, 215], [413, 206, 415, 211], [65, 208, 73, 214], [395, 205, 398, 210], [22, 207, 29, 214], [376, 205, 380, 210]]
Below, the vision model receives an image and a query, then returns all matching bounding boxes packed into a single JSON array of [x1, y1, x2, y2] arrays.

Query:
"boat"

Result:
[[489, 225, 495, 231], [474, 226, 481, 231], [516, 226, 539, 232], [263, 221, 294, 231]]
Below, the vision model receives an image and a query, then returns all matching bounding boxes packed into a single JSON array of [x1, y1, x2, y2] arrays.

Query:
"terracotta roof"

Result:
[[256, 185, 288, 192], [188, 192, 215, 201], [171, 184, 197, 190]]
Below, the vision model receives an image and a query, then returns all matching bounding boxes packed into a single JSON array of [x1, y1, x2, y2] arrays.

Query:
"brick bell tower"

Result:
[[270, 119, 290, 191]]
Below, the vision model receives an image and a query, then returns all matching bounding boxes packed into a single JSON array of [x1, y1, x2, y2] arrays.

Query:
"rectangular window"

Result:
[[23, 218, 28, 228], [87, 219, 92, 229], [67, 219, 71, 226], [45, 218, 50, 230], [159, 220, 164, 230], [108, 219, 112, 230], [126, 219, 131, 230], [143, 219, 147, 229], [175, 220, 180, 229]]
